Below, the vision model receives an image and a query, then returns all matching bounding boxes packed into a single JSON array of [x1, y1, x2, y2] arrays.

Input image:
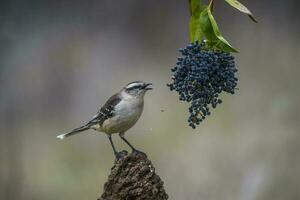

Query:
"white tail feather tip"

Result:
[[57, 134, 66, 140]]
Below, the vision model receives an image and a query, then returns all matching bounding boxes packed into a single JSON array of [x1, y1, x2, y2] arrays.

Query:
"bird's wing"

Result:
[[86, 93, 122, 127]]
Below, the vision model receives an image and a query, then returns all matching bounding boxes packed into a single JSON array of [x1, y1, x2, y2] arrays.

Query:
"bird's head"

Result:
[[121, 81, 153, 98]]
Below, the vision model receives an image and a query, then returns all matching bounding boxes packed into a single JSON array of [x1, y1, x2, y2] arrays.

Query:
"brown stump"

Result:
[[98, 151, 168, 200]]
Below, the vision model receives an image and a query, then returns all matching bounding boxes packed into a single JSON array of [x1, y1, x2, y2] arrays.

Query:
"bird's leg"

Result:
[[119, 133, 136, 152], [107, 135, 120, 158], [119, 133, 146, 158]]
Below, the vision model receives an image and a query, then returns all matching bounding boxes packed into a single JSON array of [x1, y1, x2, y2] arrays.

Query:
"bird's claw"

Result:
[[132, 149, 147, 157], [115, 150, 127, 160]]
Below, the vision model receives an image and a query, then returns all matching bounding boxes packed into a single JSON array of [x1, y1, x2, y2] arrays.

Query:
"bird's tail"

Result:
[[57, 125, 90, 140]]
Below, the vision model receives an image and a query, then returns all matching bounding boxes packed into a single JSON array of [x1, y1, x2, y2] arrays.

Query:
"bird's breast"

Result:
[[115, 99, 143, 117], [101, 99, 144, 134]]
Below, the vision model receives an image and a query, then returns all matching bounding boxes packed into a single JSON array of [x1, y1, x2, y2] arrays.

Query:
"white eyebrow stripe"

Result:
[[126, 82, 143, 89]]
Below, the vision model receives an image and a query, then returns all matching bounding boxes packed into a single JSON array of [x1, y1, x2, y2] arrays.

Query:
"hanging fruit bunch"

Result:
[[167, 0, 257, 129]]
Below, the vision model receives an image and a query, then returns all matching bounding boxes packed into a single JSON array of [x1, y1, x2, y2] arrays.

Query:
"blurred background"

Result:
[[1, 0, 300, 199]]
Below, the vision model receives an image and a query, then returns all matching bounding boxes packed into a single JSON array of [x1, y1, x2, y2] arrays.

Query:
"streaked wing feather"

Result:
[[86, 93, 121, 126]]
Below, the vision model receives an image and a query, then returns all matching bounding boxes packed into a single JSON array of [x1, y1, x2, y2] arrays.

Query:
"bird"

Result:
[[57, 81, 152, 158]]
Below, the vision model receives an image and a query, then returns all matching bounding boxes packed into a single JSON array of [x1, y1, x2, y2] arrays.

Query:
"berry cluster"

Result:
[[167, 41, 238, 129]]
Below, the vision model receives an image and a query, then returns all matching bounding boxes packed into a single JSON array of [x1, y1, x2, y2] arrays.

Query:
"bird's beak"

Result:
[[143, 83, 153, 90]]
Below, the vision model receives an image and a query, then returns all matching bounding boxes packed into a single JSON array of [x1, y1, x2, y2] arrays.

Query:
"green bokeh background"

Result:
[[1, 0, 300, 199]]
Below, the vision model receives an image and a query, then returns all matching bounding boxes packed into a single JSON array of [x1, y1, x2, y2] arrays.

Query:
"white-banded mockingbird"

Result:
[[57, 81, 152, 157]]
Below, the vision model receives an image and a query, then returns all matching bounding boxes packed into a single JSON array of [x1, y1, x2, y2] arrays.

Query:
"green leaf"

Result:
[[207, 8, 238, 52], [189, 15, 204, 42], [199, 6, 215, 41], [224, 0, 258, 23], [189, 0, 203, 16], [199, 7, 238, 52], [189, 0, 205, 43]]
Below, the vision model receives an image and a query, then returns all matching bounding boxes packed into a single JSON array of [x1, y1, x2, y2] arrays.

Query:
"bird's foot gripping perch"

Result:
[[114, 150, 128, 160], [131, 149, 147, 158]]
